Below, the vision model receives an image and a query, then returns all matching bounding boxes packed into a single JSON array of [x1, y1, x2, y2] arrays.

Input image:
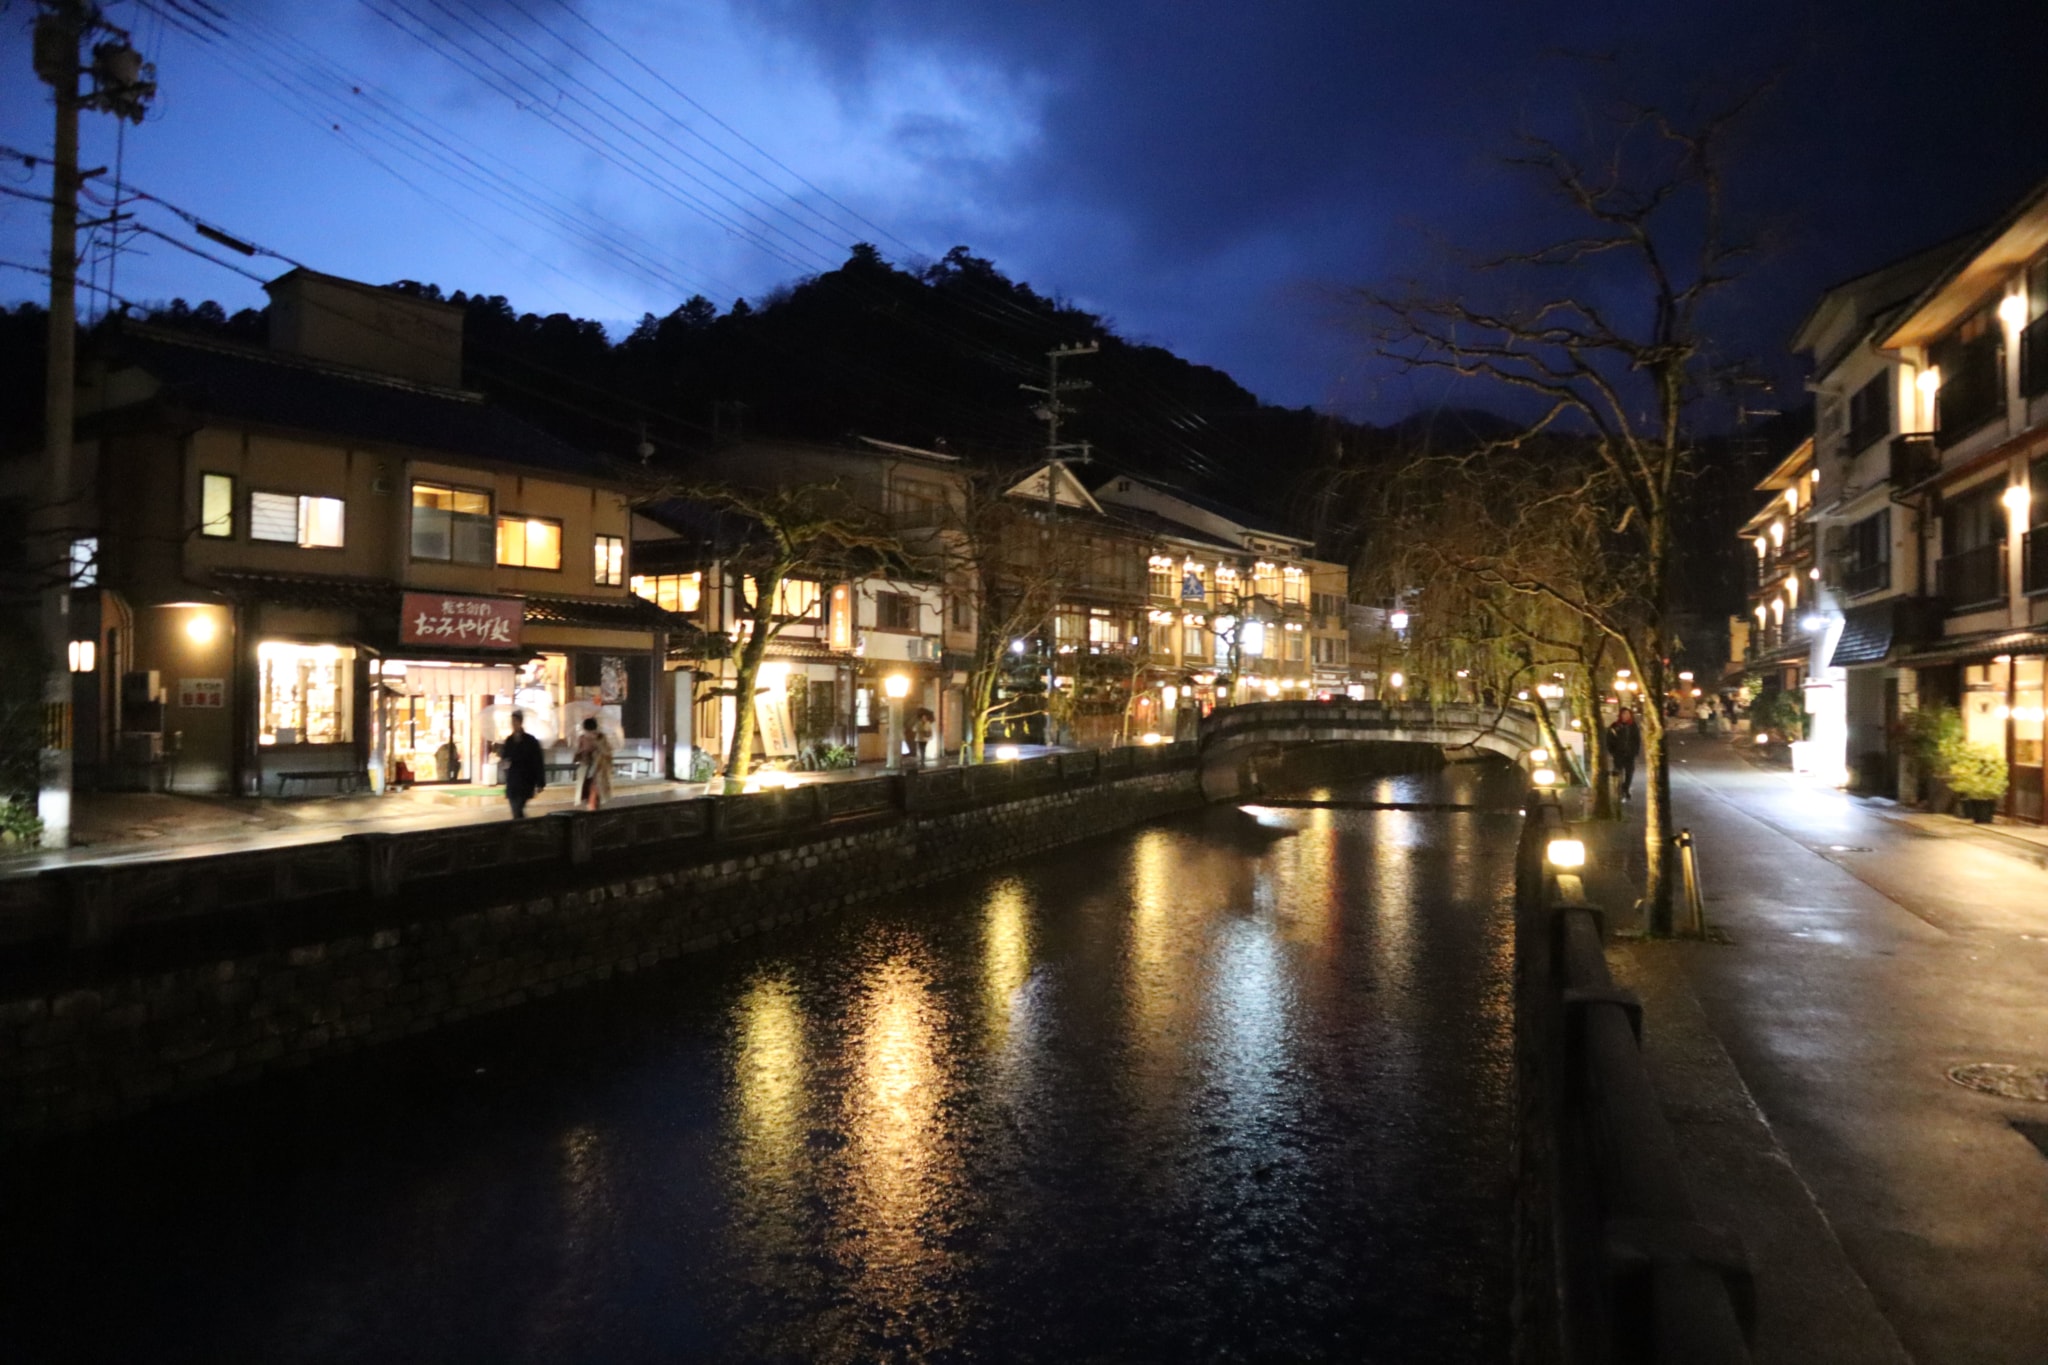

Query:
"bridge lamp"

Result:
[[1679, 671, 1694, 682], [1529, 747, 1549, 764], [1545, 838, 1586, 869], [1389, 609, 1409, 631], [1140, 732, 1164, 745], [1531, 767, 1559, 788], [995, 744, 1021, 761], [1388, 671, 1405, 691]]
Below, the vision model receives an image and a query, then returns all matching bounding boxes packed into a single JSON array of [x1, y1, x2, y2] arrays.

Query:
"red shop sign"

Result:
[[399, 592, 524, 650]]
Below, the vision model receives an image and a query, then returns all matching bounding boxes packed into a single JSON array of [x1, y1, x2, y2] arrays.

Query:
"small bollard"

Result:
[[1674, 827, 1707, 936]]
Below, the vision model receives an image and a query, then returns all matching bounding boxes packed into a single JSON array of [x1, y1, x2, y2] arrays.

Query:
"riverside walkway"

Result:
[[1587, 732, 2048, 1365]]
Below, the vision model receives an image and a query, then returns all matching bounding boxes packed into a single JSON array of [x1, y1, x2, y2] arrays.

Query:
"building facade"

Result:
[[64, 270, 703, 796]]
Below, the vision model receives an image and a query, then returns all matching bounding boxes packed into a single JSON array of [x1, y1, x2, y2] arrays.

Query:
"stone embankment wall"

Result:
[[0, 747, 1200, 1142]]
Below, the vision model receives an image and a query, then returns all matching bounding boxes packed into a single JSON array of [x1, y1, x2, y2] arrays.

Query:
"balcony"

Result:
[[2024, 313, 2048, 401], [1935, 542, 2005, 613], [1934, 335, 2004, 448], [2027, 529, 2048, 596], [1841, 558, 1890, 597], [1889, 433, 1938, 489]]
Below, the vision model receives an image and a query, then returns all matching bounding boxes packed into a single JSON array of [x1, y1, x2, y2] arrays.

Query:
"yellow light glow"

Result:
[[994, 744, 1020, 761], [2004, 484, 2031, 511], [756, 661, 792, 692], [1388, 671, 1404, 689], [1545, 838, 1586, 868], [1999, 294, 2027, 327], [1140, 732, 1164, 745], [1691, 688, 1703, 697], [66, 639, 95, 672], [1770, 520, 1786, 546], [1532, 767, 1558, 786], [1755, 733, 1770, 745], [186, 612, 217, 645], [883, 673, 911, 700], [1530, 747, 1550, 763], [1918, 367, 1941, 394]]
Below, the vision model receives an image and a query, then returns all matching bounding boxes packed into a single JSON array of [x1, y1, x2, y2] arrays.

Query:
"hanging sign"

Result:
[[399, 593, 523, 649]]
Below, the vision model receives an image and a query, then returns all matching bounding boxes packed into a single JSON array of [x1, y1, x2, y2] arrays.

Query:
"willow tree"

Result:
[[1366, 98, 1755, 933]]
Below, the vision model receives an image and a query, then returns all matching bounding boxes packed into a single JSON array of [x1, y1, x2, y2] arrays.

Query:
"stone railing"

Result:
[[0, 745, 1198, 955]]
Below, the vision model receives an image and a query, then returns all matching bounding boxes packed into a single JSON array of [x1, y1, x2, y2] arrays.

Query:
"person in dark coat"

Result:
[[1607, 706, 1643, 802], [500, 710, 545, 818]]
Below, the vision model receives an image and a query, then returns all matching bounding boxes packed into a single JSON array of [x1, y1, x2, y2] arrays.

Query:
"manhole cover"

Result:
[[1948, 1063, 2048, 1102]]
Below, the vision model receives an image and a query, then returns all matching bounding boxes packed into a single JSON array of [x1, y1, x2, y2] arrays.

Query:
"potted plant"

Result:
[[1938, 736, 2008, 823]]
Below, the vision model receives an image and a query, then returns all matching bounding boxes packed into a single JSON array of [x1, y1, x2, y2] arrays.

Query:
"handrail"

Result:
[[1518, 797, 1753, 1363]]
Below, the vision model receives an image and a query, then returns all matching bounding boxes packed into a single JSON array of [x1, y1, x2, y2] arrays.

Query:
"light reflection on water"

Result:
[[2, 757, 1524, 1364]]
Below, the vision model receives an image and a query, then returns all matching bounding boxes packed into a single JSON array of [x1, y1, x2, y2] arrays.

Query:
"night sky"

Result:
[[4, 0, 2047, 424]]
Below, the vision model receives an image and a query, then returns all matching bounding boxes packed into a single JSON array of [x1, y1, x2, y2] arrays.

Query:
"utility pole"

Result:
[[1019, 342, 1096, 741], [30, 1, 153, 848]]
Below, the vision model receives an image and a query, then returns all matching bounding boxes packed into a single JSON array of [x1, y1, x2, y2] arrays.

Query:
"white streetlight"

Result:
[[884, 673, 911, 770]]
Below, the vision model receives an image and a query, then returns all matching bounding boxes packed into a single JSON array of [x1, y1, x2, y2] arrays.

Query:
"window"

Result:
[[257, 641, 355, 746], [1285, 628, 1306, 662], [1282, 566, 1307, 605], [1086, 608, 1124, 653], [497, 515, 562, 570], [951, 594, 971, 630], [887, 476, 948, 526], [630, 572, 702, 614], [251, 492, 345, 548], [594, 535, 625, 586], [1932, 306, 2004, 444], [1843, 509, 1890, 595], [67, 536, 97, 586], [1182, 617, 1207, 660], [411, 482, 492, 563], [1845, 372, 1892, 456], [1148, 555, 1177, 598], [200, 473, 235, 538], [744, 576, 822, 620], [1253, 562, 1282, 601], [876, 590, 919, 631]]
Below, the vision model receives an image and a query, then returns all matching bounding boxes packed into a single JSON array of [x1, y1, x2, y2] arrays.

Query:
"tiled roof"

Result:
[[1895, 627, 2048, 667], [206, 569, 719, 656], [1828, 601, 1897, 668], [102, 326, 613, 481]]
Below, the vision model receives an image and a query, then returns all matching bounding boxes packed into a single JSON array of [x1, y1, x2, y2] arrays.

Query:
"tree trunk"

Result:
[[1578, 662, 1613, 820], [722, 570, 784, 795], [1640, 645, 1676, 934]]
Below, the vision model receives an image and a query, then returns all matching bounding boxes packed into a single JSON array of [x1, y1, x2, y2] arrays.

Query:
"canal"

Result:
[[2, 756, 1521, 1363]]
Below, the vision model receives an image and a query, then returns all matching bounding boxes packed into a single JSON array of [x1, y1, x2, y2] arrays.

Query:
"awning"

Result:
[[1894, 628, 2048, 668], [382, 664, 518, 697], [1828, 602, 1896, 667]]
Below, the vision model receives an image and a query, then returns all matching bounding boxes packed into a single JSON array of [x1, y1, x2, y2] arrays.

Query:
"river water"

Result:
[[2, 758, 1522, 1363]]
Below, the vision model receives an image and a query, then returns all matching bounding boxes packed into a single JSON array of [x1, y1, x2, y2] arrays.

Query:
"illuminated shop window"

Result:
[[200, 473, 235, 538], [411, 482, 493, 563], [630, 572, 702, 614], [251, 492, 344, 548], [594, 534, 626, 586], [258, 641, 355, 746]]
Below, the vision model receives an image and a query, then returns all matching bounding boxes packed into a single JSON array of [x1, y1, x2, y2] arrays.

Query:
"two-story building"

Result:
[[66, 269, 707, 796], [1872, 177, 2048, 822]]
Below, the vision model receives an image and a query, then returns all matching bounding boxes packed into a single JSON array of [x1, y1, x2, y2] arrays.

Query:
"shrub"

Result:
[[1938, 736, 2009, 802], [0, 798, 42, 849], [1901, 705, 1962, 770]]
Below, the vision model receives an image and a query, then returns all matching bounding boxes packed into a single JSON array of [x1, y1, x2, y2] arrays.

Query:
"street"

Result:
[[1602, 733, 2048, 1365]]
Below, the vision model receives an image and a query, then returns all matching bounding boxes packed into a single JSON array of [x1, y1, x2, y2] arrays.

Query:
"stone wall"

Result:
[[0, 754, 1200, 1143]]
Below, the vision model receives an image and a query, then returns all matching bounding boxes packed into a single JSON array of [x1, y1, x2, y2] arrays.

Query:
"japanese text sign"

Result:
[[399, 593, 523, 650]]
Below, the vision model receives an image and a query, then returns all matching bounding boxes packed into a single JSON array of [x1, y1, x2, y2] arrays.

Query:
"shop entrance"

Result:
[[380, 663, 517, 786]]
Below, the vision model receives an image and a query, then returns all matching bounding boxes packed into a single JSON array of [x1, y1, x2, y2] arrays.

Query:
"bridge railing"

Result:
[[1197, 699, 1543, 751], [1515, 799, 1753, 1363]]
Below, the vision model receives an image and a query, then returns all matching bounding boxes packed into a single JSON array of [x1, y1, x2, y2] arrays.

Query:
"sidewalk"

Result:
[[1584, 733, 2048, 1364], [0, 746, 1073, 878]]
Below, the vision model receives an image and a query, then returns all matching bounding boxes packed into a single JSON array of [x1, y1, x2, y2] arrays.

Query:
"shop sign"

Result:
[[177, 677, 225, 708], [754, 686, 797, 756], [400, 592, 522, 649]]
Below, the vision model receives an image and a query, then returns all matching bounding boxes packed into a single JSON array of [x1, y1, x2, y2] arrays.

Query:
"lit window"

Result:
[[631, 572, 702, 614], [256, 641, 355, 746], [251, 492, 345, 548], [411, 482, 492, 563], [200, 473, 234, 538], [743, 577, 822, 620], [594, 534, 625, 586], [68, 536, 98, 586], [497, 515, 562, 570]]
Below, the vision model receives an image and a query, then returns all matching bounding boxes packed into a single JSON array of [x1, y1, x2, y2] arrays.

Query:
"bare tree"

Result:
[[660, 483, 897, 794], [1365, 97, 1756, 933]]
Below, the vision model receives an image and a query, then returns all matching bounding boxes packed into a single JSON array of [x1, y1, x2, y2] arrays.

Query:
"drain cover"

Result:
[[1948, 1063, 2048, 1102]]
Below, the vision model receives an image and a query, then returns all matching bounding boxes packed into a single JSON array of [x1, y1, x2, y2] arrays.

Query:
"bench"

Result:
[[276, 769, 364, 797], [545, 761, 578, 784]]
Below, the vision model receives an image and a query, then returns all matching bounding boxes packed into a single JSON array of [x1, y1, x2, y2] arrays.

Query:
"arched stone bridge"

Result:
[[1196, 700, 1545, 801]]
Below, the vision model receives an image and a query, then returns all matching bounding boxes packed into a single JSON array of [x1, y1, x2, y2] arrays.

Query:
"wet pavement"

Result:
[[0, 759, 1523, 1364], [1603, 735, 2048, 1365]]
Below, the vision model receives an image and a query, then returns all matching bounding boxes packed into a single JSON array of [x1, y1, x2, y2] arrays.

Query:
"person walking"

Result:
[[1608, 706, 1643, 802], [498, 710, 545, 818], [573, 717, 614, 811], [907, 707, 935, 769]]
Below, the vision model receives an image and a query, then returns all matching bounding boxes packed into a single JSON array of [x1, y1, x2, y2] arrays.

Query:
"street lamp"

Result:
[[884, 673, 911, 769]]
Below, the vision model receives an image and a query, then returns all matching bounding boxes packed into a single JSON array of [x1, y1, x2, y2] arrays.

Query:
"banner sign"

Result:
[[754, 687, 797, 757], [177, 677, 225, 708], [400, 593, 523, 649]]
